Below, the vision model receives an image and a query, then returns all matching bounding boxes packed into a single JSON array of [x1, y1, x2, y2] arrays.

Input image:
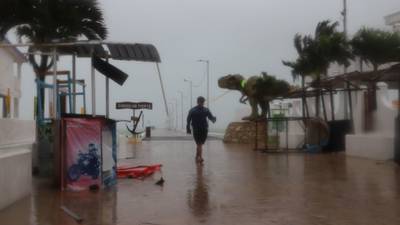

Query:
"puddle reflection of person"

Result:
[[187, 164, 210, 218]]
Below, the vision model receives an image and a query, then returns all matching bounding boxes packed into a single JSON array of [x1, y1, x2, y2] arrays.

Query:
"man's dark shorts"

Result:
[[193, 128, 208, 145]]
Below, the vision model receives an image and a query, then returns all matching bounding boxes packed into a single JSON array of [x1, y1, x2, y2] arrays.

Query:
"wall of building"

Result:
[[0, 48, 22, 119], [345, 84, 397, 160], [385, 11, 400, 32], [0, 49, 21, 98], [0, 119, 35, 211]]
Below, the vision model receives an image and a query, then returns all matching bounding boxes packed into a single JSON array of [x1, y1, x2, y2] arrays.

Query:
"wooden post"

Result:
[[330, 89, 335, 121], [304, 96, 310, 118], [90, 49, 96, 117], [286, 118, 289, 152], [302, 76, 306, 118], [321, 92, 328, 121], [347, 81, 354, 133], [52, 48, 58, 119], [254, 120, 258, 151], [72, 54, 76, 113]]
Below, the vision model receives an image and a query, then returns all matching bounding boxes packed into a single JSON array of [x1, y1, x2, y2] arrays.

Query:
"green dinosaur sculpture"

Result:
[[218, 72, 290, 121]]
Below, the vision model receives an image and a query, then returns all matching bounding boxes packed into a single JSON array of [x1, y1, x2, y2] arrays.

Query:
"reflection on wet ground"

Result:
[[1, 136, 400, 225]]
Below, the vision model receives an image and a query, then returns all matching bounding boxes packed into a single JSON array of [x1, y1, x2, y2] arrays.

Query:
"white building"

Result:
[[279, 12, 400, 160], [345, 11, 400, 160], [0, 39, 35, 210], [385, 11, 400, 32]]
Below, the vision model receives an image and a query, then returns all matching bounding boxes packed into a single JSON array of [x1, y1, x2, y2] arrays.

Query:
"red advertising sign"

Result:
[[64, 118, 102, 191]]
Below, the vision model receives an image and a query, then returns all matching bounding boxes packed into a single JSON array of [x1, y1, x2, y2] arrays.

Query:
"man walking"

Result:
[[187, 96, 216, 163]]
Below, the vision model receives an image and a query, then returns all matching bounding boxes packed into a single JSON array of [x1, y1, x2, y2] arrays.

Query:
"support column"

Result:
[[156, 63, 169, 116], [52, 48, 58, 119], [105, 58, 110, 118], [72, 54, 76, 113], [91, 50, 96, 117], [15, 63, 22, 118]]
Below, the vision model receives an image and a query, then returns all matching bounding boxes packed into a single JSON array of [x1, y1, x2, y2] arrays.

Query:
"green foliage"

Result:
[[282, 34, 315, 81], [283, 20, 352, 81], [0, 0, 108, 119], [255, 72, 290, 100], [351, 27, 400, 70], [0, 0, 107, 42], [0, 0, 108, 79]]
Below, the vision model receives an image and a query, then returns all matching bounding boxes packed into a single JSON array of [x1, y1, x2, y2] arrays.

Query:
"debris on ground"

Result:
[[60, 206, 83, 223], [155, 177, 165, 186], [117, 164, 162, 179], [89, 184, 99, 191]]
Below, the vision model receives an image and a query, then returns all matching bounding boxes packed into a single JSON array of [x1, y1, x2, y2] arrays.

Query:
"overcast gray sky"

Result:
[[19, 0, 400, 131]]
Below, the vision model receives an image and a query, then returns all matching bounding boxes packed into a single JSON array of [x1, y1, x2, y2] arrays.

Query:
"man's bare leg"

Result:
[[196, 144, 204, 163]]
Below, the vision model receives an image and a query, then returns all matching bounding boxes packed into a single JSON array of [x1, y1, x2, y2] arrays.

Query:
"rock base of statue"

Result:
[[223, 121, 267, 148]]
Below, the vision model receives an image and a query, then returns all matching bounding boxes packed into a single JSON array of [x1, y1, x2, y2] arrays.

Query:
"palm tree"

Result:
[[351, 28, 400, 72], [284, 20, 352, 118], [351, 28, 400, 116], [0, 0, 107, 117], [351, 27, 400, 142], [310, 20, 352, 118], [283, 34, 314, 117]]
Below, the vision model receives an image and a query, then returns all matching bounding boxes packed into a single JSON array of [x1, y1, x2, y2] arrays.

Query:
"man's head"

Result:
[[197, 96, 205, 106]]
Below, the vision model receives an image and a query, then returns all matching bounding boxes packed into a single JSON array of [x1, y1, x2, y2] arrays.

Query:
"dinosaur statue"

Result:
[[218, 72, 290, 121]]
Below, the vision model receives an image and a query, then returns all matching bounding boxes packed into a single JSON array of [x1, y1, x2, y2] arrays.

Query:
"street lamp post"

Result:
[[167, 102, 174, 130], [168, 100, 178, 130], [198, 59, 210, 108], [178, 91, 184, 129], [174, 98, 178, 130], [184, 78, 193, 108]]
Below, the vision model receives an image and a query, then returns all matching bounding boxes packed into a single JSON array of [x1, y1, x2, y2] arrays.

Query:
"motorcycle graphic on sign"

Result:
[[67, 143, 100, 182]]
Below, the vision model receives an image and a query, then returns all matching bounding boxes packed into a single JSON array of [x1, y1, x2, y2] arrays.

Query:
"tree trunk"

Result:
[[29, 52, 54, 122], [37, 74, 46, 121], [301, 76, 306, 118]]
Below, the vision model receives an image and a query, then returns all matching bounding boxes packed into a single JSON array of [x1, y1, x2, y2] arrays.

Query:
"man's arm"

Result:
[[207, 109, 217, 123], [186, 110, 192, 134]]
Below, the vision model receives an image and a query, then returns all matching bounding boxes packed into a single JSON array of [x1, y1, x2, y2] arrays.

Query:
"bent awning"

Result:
[[92, 56, 128, 85]]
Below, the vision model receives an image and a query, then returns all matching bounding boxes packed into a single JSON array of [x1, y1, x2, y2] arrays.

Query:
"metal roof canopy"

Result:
[[58, 42, 161, 62], [0, 41, 161, 62], [314, 63, 400, 87], [0, 40, 169, 119]]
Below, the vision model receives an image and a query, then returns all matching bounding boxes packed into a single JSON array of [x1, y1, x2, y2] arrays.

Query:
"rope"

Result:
[[210, 90, 232, 103]]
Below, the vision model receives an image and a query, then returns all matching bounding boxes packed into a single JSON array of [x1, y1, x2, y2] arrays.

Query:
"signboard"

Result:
[[116, 101, 153, 110], [64, 118, 102, 191], [61, 117, 118, 191]]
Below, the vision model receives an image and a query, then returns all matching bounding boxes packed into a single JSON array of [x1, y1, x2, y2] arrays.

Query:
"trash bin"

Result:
[[145, 126, 151, 138]]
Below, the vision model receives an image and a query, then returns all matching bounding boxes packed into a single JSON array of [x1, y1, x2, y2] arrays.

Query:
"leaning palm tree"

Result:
[[311, 20, 352, 117], [283, 34, 314, 117], [284, 20, 352, 118], [0, 0, 107, 117]]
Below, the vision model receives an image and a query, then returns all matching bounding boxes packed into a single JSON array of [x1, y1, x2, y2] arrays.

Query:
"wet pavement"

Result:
[[1, 131, 400, 225]]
